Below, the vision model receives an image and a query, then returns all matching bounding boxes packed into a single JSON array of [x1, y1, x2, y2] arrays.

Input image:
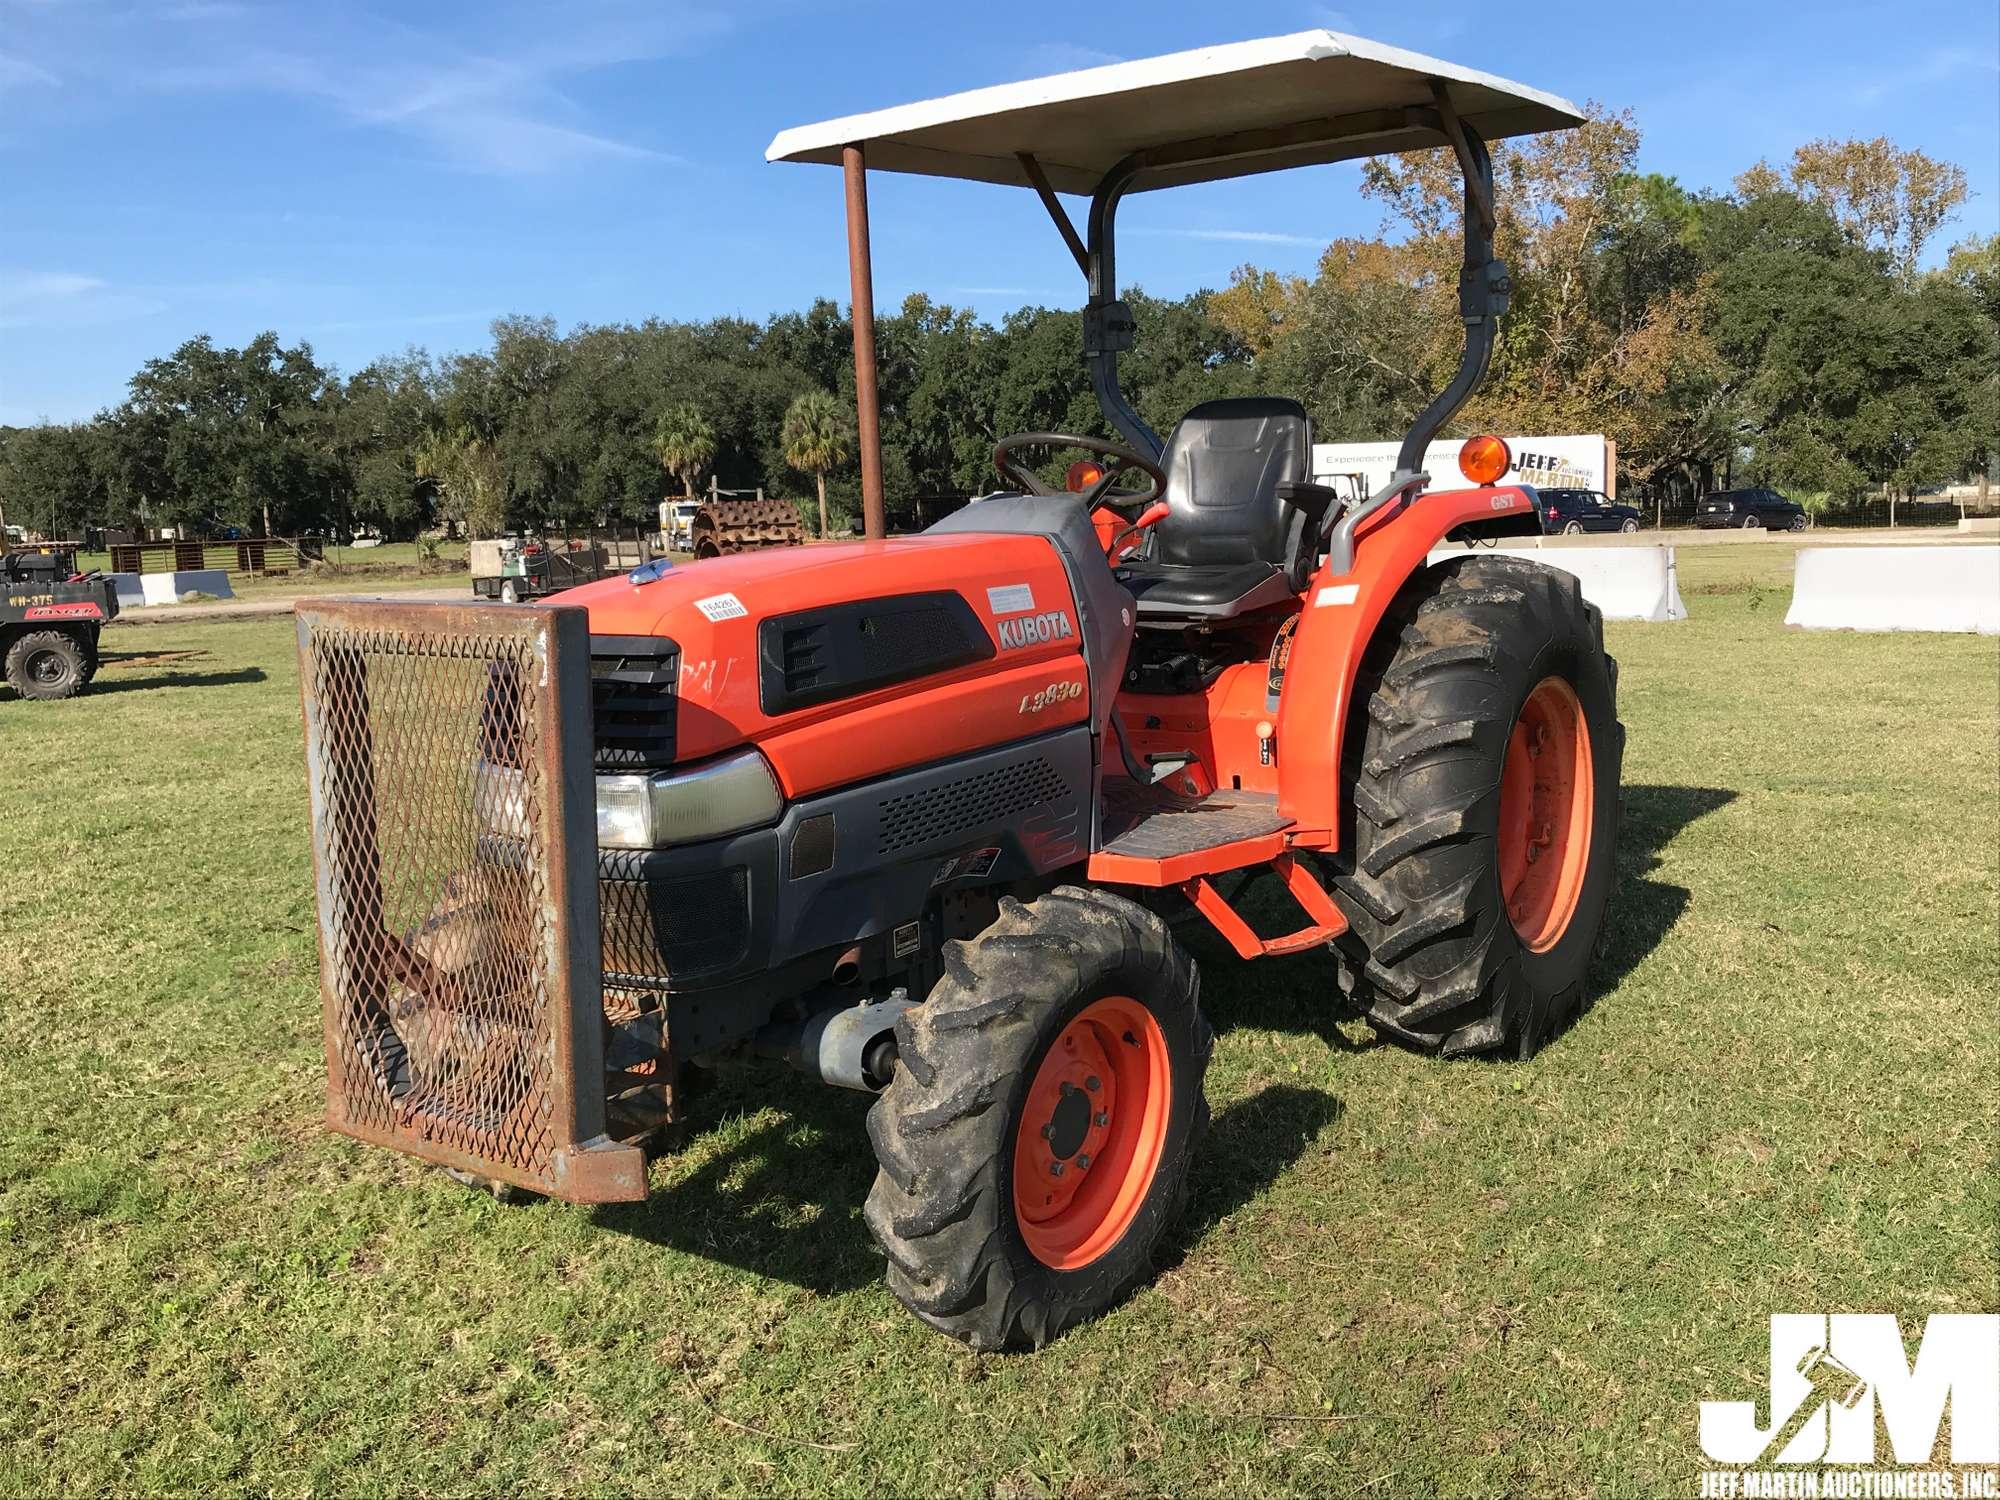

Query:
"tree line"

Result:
[[2, 122, 1994, 543]]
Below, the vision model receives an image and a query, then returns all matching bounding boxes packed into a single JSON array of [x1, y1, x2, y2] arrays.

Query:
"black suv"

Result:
[[1537, 487, 1642, 534], [1697, 487, 1806, 531]]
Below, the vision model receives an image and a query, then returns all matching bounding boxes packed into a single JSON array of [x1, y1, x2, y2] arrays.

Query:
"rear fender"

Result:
[[1273, 484, 1536, 844]]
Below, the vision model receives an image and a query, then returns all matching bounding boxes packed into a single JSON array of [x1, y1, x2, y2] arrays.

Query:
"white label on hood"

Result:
[[694, 592, 747, 622], [986, 583, 1035, 616]]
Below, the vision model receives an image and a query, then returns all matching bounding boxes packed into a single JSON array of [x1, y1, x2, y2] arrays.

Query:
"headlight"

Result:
[[472, 760, 530, 841], [595, 749, 783, 850]]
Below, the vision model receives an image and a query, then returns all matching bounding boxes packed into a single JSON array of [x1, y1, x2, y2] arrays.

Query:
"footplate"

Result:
[[295, 599, 646, 1203]]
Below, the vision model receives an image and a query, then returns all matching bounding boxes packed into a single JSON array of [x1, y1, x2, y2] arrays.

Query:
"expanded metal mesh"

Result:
[[295, 602, 639, 1200]]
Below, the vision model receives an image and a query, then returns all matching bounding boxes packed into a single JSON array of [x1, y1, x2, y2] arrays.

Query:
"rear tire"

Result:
[[1742, 513, 1761, 530], [1789, 514, 1807, 532], [4, 629, 87, 701], [864, 887, 1211, 1350], [1329, 555, 1623, 1059], [499, 579, 521, 604], [1562, 521, 1584, 535]]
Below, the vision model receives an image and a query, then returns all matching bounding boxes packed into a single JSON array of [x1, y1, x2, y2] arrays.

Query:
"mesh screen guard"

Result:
[[295, 600, 647, 1203]]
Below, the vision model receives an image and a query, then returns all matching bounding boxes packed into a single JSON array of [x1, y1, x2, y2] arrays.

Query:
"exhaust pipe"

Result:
[[830, 945, 862, 986], [754, 994, 914, 1092]]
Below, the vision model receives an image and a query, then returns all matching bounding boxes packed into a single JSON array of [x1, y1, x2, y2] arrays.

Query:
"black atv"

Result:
[[1, 547, 120, 701]]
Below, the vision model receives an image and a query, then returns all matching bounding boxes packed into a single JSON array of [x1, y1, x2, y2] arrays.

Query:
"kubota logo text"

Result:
[[996, 611, 1074, 650], [1698, 1314, 1998, 1498]]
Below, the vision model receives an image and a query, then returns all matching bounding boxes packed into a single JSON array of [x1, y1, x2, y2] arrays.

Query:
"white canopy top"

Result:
[[766, 30, 1583, 195]]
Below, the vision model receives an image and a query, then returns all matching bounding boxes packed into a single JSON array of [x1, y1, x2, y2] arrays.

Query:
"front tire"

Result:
[[1620, 518, 1640, 534], [4, 629, 87, 701], [864, 888, 1211, 1350], [1329, 555, 1623, 1059], [499, 579, 521, 604], [1789, 514, 1807, 532]]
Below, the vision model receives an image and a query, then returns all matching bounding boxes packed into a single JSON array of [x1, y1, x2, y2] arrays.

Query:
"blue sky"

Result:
[[2, 0, 1995, 426]]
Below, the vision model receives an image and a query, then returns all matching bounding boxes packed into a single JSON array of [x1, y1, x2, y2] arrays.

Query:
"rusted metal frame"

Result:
[[1178, 853, 1348, 960], [295, 599, 646, 1204], [299, 619, 389, 1123], [1017, 152, 1089, 276], [538, 604, 649, 1203], [842, 143, 887, 541]]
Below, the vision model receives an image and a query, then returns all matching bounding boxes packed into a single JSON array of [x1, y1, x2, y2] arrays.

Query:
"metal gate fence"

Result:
[[294, 600, 646, 1202]]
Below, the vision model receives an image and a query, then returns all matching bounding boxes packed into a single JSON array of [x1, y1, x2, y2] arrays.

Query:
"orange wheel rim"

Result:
[[1497, 676, 1594, 953], [1011, 996, 1170, 1271]]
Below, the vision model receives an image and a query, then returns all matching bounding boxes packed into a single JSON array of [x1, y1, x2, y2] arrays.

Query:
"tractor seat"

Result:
[[1117, 559, 1292, 615], [1114, 396, 1332, 620]]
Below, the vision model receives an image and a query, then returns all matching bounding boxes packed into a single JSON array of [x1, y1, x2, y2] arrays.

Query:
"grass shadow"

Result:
[[594, 1075, 1346, 1299], [1158, 1083, 1345, 1271], [1157, 783, 1738, 1047], [1596, 783, 1736, 992], [593, 1068, 881, 1295], [80, 667, 268, 697]]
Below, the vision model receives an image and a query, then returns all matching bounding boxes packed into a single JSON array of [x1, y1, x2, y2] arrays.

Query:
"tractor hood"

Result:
[[562, 534, 1090, 797]]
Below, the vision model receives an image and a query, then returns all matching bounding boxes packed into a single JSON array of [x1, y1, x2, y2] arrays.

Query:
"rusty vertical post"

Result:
[[843, 142, 886, 541]]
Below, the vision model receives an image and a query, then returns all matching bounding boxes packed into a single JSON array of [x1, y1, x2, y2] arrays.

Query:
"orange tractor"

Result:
[[295, 31, 1621, 1349]]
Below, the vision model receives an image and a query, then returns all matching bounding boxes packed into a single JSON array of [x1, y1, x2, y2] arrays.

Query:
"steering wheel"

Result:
[[992, 432, 1167, 513]]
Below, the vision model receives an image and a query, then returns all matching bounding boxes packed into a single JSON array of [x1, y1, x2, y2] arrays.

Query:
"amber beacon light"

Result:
[[1459, 434, 1512, 486]]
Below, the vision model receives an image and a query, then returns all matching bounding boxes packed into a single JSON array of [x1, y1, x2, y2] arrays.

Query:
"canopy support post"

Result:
[[1393, 115, 1507, 481], [1017, 154, 1089, 277], [842, 142, 886, 541], [1083, 156, 1162, 460]]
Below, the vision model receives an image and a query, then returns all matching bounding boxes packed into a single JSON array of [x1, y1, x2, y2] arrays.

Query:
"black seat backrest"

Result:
[[1151, 397, 1312, 569]]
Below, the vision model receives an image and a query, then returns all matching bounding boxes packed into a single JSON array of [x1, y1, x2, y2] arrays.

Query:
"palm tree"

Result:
[[781, 389, 853, 539], [654, 403, 716, 499]]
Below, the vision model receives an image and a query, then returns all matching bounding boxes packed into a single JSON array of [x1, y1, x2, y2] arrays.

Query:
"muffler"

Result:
[[755, 994, 914, 1092]]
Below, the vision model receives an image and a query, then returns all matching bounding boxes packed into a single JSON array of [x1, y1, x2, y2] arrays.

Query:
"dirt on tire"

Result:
[[863, 886, 1211, 1350], [1328, 553, 1624, 1059], [4, 628, 88, 701]]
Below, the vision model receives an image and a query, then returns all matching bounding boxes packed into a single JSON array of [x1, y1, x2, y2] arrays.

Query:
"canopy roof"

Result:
[[766, 30, 1583, 194]]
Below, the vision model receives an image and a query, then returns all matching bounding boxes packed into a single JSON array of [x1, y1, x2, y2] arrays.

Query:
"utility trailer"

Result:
[[295, 30, 1623, 1349]]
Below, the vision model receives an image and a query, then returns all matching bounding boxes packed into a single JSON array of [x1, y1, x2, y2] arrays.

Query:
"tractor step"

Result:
[[1089, 784, 1293, 885], [1089, 782, 1347, 958]]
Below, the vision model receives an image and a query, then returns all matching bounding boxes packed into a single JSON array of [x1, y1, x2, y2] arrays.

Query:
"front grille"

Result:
[[877, 756, 1070, 855], [598, 855, 750, 986], [590, 635, 678, 771]]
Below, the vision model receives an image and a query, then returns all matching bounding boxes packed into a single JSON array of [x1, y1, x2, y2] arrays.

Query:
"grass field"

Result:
[[1, 542, 1993, 1495]]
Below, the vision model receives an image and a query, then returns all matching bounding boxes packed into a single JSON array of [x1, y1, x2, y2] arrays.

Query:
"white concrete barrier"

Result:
[[1785, 545, 2000, 634], [1428, 542, 1687, 622], [138, 569, 236, 605]]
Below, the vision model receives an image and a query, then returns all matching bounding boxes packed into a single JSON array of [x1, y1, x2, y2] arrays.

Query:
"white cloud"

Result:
[[1856, 46, 2000, 104], [0, 269, 165, 329], [0, 49, 59, 88], [1020, 43, 1124, 75], [1, 1, 721, 173], [1133, 228, 1331, 248], [0, 270, 102, 309]]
